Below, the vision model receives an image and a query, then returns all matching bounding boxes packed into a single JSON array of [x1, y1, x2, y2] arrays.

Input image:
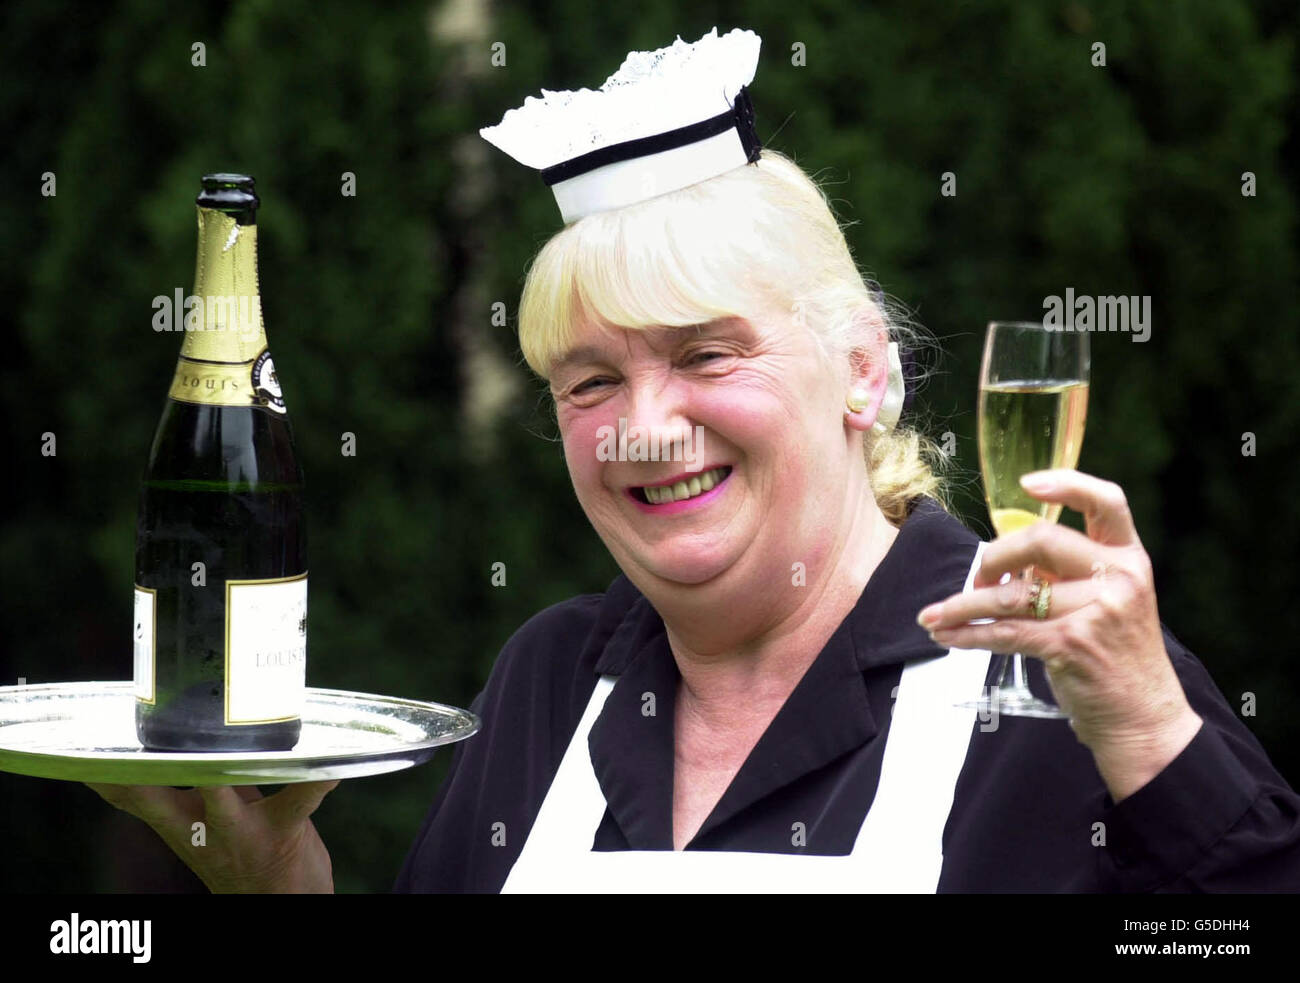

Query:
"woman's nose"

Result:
[[623, 383, 698, 458]]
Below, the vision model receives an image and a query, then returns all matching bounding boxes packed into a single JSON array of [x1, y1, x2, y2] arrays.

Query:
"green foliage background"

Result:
[[2, 0, 1296, 892]]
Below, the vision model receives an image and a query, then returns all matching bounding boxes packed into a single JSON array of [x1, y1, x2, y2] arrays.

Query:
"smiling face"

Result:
[[550, 309, 872, 595]]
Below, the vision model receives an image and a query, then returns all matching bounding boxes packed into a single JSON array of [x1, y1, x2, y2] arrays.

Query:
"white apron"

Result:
[[502, 542, 993, 893]]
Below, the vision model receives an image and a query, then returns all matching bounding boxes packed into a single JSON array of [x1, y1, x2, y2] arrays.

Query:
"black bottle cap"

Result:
[[196, 174, 259, 218]]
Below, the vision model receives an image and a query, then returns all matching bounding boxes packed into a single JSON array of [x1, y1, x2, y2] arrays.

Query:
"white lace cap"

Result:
[[479, 27, 763, 224]]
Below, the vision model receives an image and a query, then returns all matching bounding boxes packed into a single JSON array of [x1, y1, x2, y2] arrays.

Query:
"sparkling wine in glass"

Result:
[[957, 321, 1089, 719]]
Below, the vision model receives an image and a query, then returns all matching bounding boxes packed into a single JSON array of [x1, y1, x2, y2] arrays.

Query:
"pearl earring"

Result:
[[845, 390, 871, 414]]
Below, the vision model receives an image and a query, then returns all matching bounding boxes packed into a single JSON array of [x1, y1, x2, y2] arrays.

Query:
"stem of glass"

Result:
[[992, 564, 1037, 698]]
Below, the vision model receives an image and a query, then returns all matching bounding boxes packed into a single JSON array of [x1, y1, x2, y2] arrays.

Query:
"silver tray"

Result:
[[0, 681, 479, 786]]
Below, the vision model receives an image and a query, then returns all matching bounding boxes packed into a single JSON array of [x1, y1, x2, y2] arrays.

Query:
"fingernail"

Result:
[[1020, 473, 1054, 493], [917, 607, 940, 628]]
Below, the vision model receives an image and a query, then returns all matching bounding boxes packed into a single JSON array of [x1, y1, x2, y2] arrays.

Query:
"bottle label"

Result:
[[167, 347, 286, 414], [250, 350, 286, 413], [225, 573, 307, 725], [133, 586, 156, 704]]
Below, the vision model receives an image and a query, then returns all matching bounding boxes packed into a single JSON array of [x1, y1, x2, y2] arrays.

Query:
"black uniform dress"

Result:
[[393, 497, 1300, 892]]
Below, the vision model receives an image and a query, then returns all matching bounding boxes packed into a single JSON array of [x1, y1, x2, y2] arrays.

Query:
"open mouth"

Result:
[[631, 465, 733, 505]]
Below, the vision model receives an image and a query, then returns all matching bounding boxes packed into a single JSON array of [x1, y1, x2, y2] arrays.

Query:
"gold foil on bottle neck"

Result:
[[167, 207, 286, 413], [178, 208, 268, 364]]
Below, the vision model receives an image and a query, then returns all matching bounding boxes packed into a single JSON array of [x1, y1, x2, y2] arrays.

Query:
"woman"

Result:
[[92, 144, 1300, 893], [387, 146, 1300, 892], [92, 31, 1300, 893]]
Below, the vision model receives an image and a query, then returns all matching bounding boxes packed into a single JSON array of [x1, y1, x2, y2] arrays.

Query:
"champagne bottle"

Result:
[[134, 174, 306, 752]]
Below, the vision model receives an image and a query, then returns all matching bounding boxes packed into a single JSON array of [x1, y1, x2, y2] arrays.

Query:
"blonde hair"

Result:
[[517, 148, 949, 525]]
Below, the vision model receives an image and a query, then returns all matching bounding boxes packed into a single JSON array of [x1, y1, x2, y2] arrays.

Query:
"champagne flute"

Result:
[[956, 321, 1089, 719]]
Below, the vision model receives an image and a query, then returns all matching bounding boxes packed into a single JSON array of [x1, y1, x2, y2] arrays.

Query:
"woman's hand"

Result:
[[916, 468, 1204, 802], [86, 780, 339, 893]]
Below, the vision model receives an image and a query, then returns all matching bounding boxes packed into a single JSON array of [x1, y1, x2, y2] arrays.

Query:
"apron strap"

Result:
[[509, 674, 617, 856]]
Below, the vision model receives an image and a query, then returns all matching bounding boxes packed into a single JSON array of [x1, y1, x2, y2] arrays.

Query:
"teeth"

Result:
[[643, 467, 729, 504]]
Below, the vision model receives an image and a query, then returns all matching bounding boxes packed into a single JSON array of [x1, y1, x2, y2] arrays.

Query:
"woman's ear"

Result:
[[843, 315, 891, 433]]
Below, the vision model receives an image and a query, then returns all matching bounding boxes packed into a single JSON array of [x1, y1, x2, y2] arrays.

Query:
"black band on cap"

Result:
[[540, 84, 763, 187]]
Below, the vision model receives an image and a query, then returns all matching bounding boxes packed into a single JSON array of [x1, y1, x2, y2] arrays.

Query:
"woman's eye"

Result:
[[572, 378, 608, 394], [686, 350, 728, 366]]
